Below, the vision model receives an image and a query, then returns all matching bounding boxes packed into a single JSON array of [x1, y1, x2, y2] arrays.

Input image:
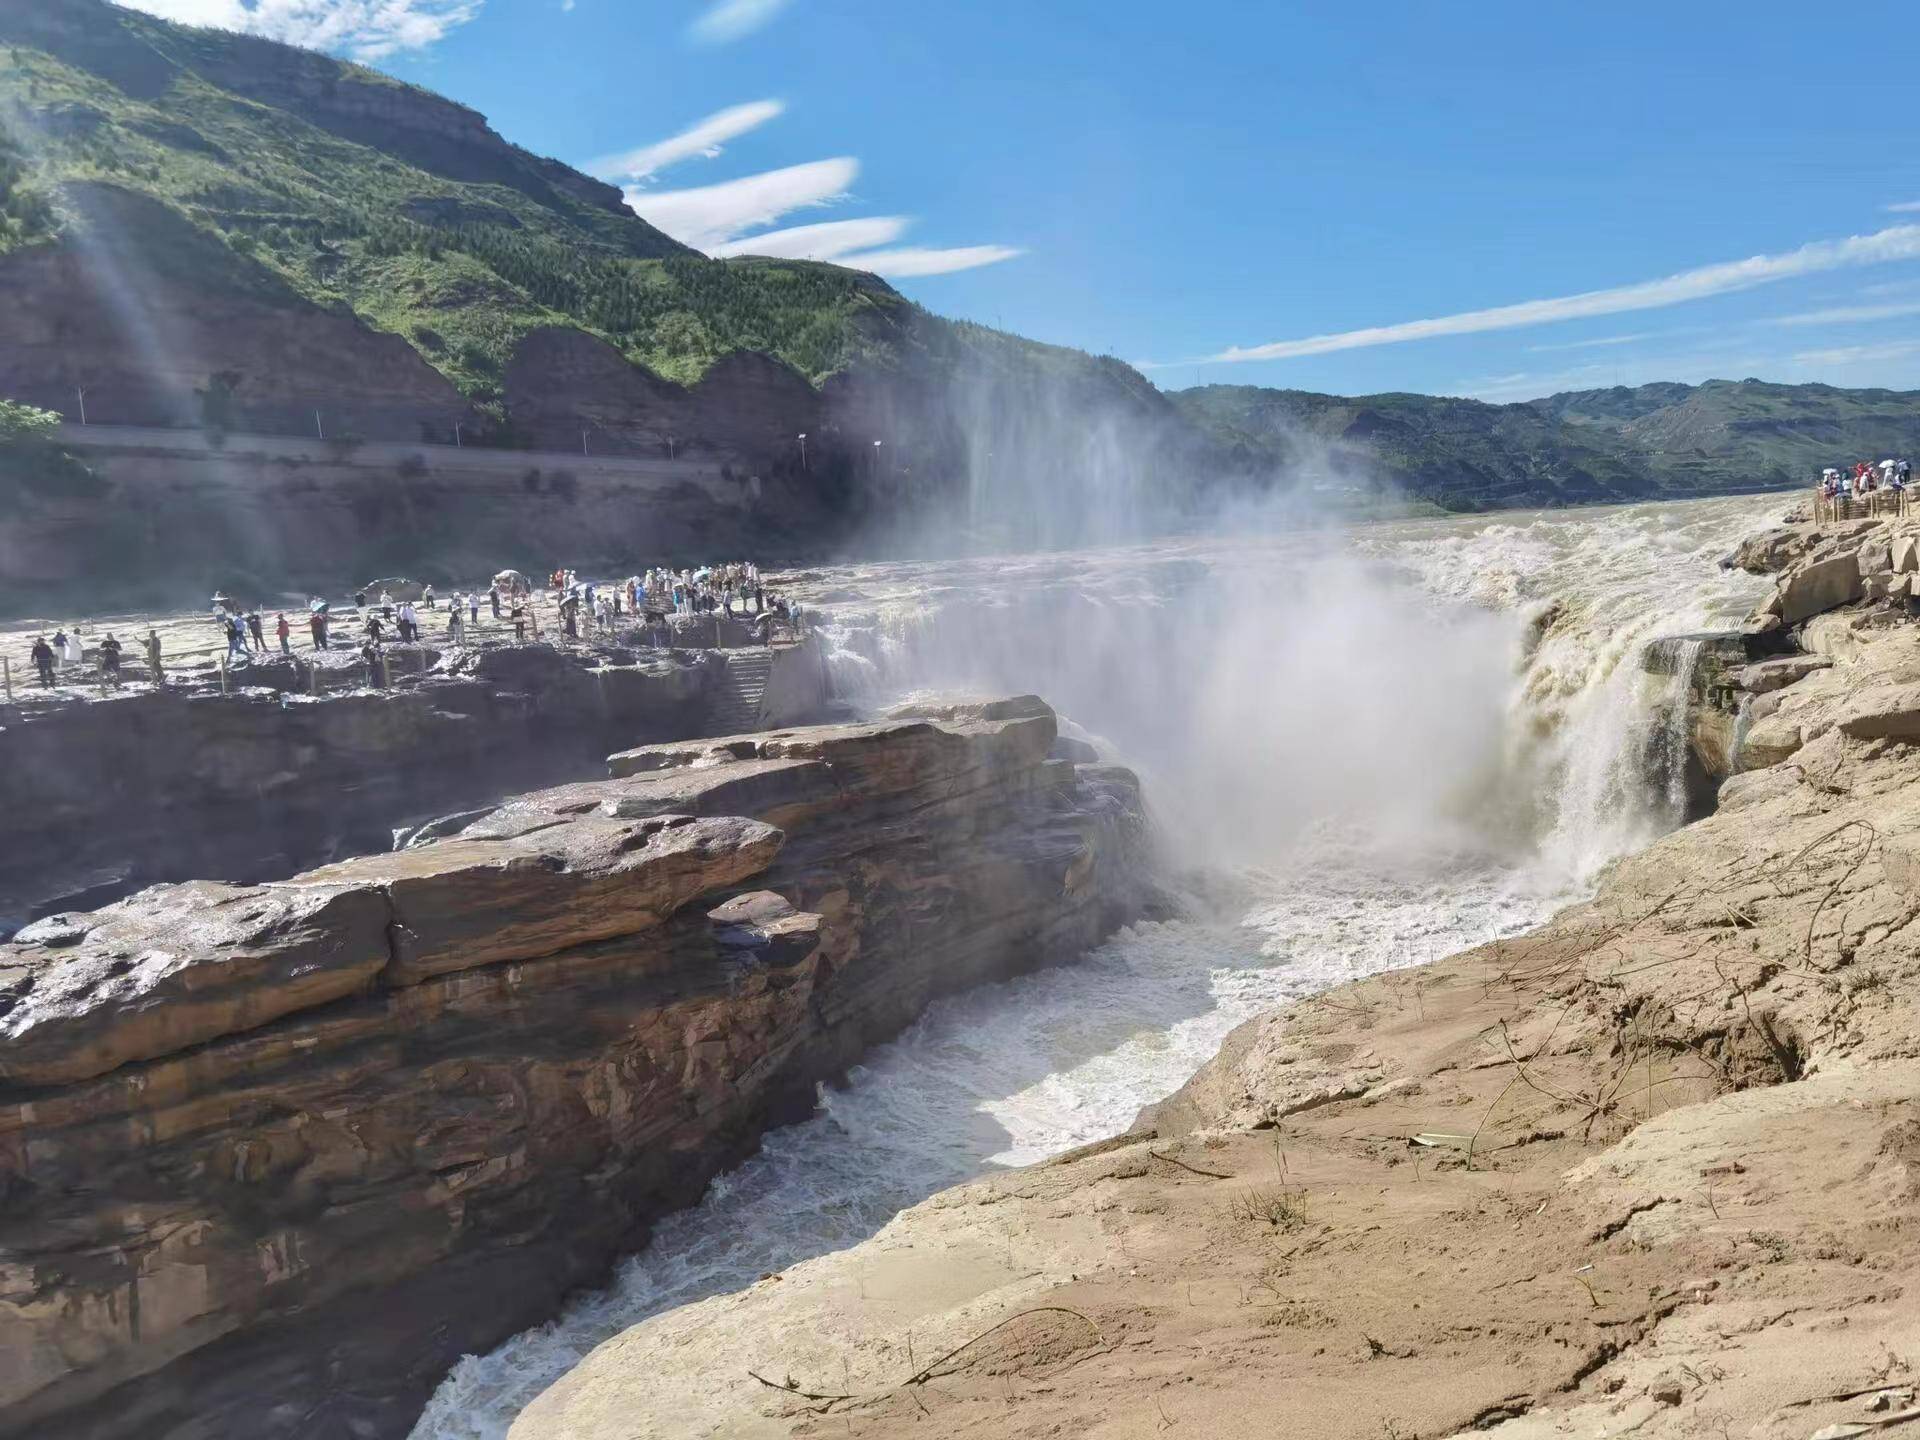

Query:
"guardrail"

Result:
[[1812, 486, 1911, 525]]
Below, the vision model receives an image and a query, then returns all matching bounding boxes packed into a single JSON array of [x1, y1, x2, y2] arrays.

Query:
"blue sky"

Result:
[[132, 0, 1920, 401]]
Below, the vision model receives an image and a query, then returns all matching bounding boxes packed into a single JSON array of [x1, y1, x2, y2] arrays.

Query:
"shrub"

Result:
[[0, 397, 61, 446]]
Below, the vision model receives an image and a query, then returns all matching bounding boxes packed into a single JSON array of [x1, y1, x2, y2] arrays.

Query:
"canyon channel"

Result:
[[405, 494, 1779, 1438]]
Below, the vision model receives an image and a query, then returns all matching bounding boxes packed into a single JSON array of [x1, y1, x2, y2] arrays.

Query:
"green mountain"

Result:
[[0, 0, 1913, 588], [1173, 380, 1920, 511]]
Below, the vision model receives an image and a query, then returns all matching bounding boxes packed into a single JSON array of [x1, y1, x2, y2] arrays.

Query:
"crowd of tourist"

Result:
[[1819, 459, 1912, 503], [13, 559, 803, 700]]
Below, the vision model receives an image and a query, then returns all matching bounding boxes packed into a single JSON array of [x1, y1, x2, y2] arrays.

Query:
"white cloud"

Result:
[[1767, 299, 1920, 327], [1526, 331, 1661, 354], [689, 0, 791, 44], [1886, 201, 1920, 213], [711, 216, 908, 259], [835, 245, 1025, 278], [120, 0, 482, 59], [1790, 339, 1920, 367], [590, 100, 784, 183], [627, 157, 857, 249], [1200, 224, 1920, 366]]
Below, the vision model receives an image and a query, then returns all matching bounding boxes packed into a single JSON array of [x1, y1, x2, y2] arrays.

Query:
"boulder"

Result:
[[362, 576, 425, 602], [1727, 524, 1822, 576], [1049, 736, 1101, 765], [0, 880, 391, 1086], [1894, 535, 1920, 573], [1737, 714, 1806, 770], [1735, 656, 1832, 693], [1777, 553, 1864, 624], [1860, 543, 1894, 577], [1835, 683, 1920, 744]]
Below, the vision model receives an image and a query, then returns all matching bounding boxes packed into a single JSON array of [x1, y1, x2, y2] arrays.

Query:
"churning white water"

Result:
[[411, 493, 1781, 1440]]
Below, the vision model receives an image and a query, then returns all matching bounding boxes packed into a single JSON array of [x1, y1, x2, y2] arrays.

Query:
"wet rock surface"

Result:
[[0, 698, 1148, 1440]]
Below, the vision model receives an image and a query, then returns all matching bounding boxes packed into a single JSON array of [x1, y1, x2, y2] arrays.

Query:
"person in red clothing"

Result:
[[275, 613, 291, 654]]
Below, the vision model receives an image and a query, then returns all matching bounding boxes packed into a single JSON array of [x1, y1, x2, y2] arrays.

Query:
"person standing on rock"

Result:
[[275, 613, 291, 655], [489, 585, 502, 620], [309, 606, 329, 651], [99, 634, 122, 685], [145, 629, 163, 684], [29, 636, 55, 688], [468, 591, 480, 626], [447, 604, 464, 644], [246, 609, 266, 653], [422, 583, 436, 611]]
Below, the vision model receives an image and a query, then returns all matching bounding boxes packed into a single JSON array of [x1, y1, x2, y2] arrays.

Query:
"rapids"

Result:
[[411, 493, 1784, 1439]]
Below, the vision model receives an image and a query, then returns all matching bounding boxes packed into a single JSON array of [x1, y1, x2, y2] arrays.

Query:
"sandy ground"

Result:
[[510, 536, 1920, 1440]]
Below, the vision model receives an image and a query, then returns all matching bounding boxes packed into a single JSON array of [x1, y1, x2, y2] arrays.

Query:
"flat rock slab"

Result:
[[295, 813, 783, 985], [0, 880, 390, 1087], [1736, 655, 1832, 693]]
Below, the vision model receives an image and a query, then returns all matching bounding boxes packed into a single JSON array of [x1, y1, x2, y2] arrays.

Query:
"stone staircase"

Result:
[[706, 648, 776, 735]]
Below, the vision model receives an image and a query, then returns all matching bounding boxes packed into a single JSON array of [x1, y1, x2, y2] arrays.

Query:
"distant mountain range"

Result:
[[1173, 380, 1920, 511], [1, 0, 1913, 555]]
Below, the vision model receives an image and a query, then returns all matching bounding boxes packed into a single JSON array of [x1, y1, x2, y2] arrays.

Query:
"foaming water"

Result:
[[411, 493, 1784, 1440]]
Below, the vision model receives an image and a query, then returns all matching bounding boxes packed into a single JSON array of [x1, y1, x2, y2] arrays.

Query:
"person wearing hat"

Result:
[[29, 635, 55, 688]]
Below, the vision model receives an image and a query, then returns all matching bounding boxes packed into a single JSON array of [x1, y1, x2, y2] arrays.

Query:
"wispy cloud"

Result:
[[711, 216, 908, 260], [628, 157, 857, 250], [688, 0, 791, 44], [1790, 339, 1920, 367], [121, 0, 482, 59], [1526, 331, 1662, 354], [590, 100, 784, 184], [1195, 224, 1920, 366], [836, 245, 1025, 278], [1767, 299, 1920, 327], [1886, 201, 1920, 213]]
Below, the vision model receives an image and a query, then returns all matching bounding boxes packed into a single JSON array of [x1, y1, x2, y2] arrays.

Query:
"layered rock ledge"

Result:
[[0, 697, 1147, 1440], [512, 531, 1920, 1440]]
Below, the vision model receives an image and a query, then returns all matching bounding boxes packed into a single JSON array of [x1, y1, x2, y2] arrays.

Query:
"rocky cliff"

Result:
[[507, 543, 1920, 1440], [0, 696, 1149, 1440], [0, 639, 722, 932]]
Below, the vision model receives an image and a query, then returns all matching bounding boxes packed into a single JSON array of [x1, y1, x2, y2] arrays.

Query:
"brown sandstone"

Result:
[[0, 698, 1147, 1440]]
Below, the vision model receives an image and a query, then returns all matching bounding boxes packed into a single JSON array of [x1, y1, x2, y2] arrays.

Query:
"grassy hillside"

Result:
[[0, 0, 920, 404]]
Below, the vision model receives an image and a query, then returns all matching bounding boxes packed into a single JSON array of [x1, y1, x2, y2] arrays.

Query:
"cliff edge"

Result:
[[0, 697, 1148, 1440]]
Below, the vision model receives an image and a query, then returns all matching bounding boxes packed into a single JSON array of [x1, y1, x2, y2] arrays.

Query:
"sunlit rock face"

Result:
[[0, 644, 718, 934], [0, 698, 1148, 1440]]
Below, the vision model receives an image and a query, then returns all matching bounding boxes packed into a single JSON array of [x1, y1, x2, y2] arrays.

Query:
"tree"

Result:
[[0, 398, 61, 446]]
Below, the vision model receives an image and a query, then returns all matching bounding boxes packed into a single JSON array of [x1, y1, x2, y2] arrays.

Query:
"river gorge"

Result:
[[402, 493, 1784, 1439]]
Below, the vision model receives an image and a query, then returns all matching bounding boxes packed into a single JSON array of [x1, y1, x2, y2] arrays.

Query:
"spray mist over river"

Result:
[[412, 493, 1781, 1439]]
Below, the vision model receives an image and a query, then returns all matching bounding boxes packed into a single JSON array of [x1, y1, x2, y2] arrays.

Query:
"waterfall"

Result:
[[410, 493, 1787, 1440]]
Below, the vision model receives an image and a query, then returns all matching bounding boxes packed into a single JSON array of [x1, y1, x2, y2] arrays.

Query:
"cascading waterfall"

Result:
[[411, 493, 1784, 1440]]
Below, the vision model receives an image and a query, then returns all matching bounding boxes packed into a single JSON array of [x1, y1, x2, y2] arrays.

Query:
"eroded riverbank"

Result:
[[502, 507, 1920, 1440]]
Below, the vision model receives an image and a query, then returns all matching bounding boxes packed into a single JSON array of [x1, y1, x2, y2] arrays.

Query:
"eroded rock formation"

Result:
[[0, 642, 718, 930], [0, 697, 1148, 1440], [506, 531, 1920, 1440]]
